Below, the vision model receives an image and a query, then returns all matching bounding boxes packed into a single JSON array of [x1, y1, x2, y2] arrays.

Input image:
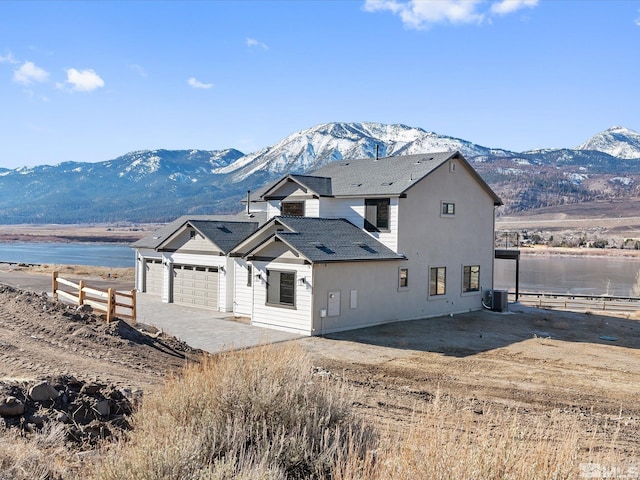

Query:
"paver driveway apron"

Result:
[[135, 293, 301, 353]]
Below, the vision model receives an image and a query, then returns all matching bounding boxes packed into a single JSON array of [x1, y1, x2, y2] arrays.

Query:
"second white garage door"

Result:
[[172, 265, 219, 309]]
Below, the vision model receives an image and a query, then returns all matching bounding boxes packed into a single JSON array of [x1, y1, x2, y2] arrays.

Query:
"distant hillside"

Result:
[[0, 122, 639, 224]]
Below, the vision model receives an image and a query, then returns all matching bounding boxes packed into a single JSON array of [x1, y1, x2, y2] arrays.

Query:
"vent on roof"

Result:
[[351, 183, 362, 187], [340, 162, 350, 166], [354, 241, 376, 253], [415, 157, 434, 164], [311, 241, 335, 254], [215, 223, 225, 229], [381, 181, 393, 186]]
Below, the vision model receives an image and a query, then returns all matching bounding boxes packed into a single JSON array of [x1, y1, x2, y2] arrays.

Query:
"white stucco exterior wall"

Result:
[[395, 158, 496, 317]]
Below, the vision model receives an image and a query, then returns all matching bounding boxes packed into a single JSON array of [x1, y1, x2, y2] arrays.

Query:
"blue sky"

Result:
[[1, 0, 639, 168]]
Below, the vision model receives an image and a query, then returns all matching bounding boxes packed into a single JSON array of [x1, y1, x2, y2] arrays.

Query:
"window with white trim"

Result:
[[463, 265, 480, 292], [266, 269, 295, 307], [429, 267, 446, 296]]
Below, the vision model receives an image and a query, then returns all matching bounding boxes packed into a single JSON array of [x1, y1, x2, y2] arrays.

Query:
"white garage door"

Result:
[[145, 259, 163, 295], [172, 265, 219, 309]]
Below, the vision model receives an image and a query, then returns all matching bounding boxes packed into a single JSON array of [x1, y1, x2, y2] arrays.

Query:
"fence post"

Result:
[[107, 288, 115, 323], [52, 272, 58, 301], [131, 289, 137, 325], [78, 280, 85, 306]]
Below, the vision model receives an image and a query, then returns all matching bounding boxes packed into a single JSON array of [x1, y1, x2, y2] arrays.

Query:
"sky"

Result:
[[1, 0, 639, 169]]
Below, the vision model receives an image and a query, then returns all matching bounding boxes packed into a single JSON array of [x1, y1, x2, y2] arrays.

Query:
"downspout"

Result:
[[246, 190, 251, 215], [492, 205, 496, 292], [313, 265, 320, 336]]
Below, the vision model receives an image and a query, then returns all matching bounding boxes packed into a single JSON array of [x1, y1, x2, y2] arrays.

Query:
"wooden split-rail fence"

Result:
[[52, 272, 136, 324]]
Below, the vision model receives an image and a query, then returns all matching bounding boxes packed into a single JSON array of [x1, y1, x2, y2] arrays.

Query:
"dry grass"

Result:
[[81, 344, 634, 480], [0, 262, 135, 282], [88, 344, 375, 480], [344, 393, 615, 480], [0, 423, 76, 480]]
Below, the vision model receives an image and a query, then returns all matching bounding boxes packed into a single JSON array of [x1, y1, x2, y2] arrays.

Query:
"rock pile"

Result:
[[0, 376, 138, 445]]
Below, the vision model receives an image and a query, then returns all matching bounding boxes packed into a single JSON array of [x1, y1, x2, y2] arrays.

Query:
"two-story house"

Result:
[[132, 151, 502, 335]]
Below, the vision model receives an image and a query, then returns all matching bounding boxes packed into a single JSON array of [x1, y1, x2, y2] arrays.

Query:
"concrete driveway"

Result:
[[0, 270, 300, 353], [135, 293, 300, 352]]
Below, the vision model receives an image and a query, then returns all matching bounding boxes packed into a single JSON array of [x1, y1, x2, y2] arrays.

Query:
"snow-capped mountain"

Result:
[[0, 122, 639, 223], [216, 122, 514, 182], [575, 126, 640, 159]]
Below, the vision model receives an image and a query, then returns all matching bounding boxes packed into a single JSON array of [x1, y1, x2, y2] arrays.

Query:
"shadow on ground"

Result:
[[320, 304, 640, 357]]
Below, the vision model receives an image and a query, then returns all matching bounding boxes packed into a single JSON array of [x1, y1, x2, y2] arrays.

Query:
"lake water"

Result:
[[495, 254, 640, 297], [0, 242, 134, 268], [1, 242, 639, 295]]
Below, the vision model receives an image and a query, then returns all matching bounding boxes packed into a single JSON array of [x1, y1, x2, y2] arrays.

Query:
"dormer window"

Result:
[[281, 201, 304, 216], [364, 198, 390, 232]]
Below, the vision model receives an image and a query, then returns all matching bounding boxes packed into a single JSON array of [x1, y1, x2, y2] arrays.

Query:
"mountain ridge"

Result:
[[0, 122, 639, 224]]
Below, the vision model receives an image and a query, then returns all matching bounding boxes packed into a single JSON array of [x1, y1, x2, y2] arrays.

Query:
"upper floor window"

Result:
[[281, 201, 304, 216], [441, 202, 455, 216], [463, 265, 480, 292], [364, 198, 390, 232]]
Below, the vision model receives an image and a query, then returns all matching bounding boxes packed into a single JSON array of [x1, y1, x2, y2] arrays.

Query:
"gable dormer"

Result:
[[261, 174, 332, 219]]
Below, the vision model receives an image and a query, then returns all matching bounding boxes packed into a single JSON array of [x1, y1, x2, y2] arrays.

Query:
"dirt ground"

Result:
[[0, 285, 199, 391], [299, 305, 640, 458]]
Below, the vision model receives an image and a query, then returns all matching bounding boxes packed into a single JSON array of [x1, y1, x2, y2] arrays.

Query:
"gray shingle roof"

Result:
[[248, 151, 501, 205], [285, 175, 333, 196], [188, 220, 259, 254], [251, 217, 405, 263], [131, 214, 259, 252], [309, 152, 456, 196]]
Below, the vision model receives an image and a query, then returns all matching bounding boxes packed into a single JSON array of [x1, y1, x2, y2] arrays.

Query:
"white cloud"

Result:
[[58, 68, 105, 92], [0, 52, 19, 64], [246, 37, 269, 50], [187, 77, 214, 89], [364, 0, 539, 28], [13, 61, 49, 85], [364, 0, 485, 28], [490, 0, 538, 15], [130, 64, 148, 77]]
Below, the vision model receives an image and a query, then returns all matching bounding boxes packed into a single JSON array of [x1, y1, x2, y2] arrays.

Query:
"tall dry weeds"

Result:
[[88, 344, 634, 480], [0, 422, 73, 480], [89, 343, 375, 480]]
